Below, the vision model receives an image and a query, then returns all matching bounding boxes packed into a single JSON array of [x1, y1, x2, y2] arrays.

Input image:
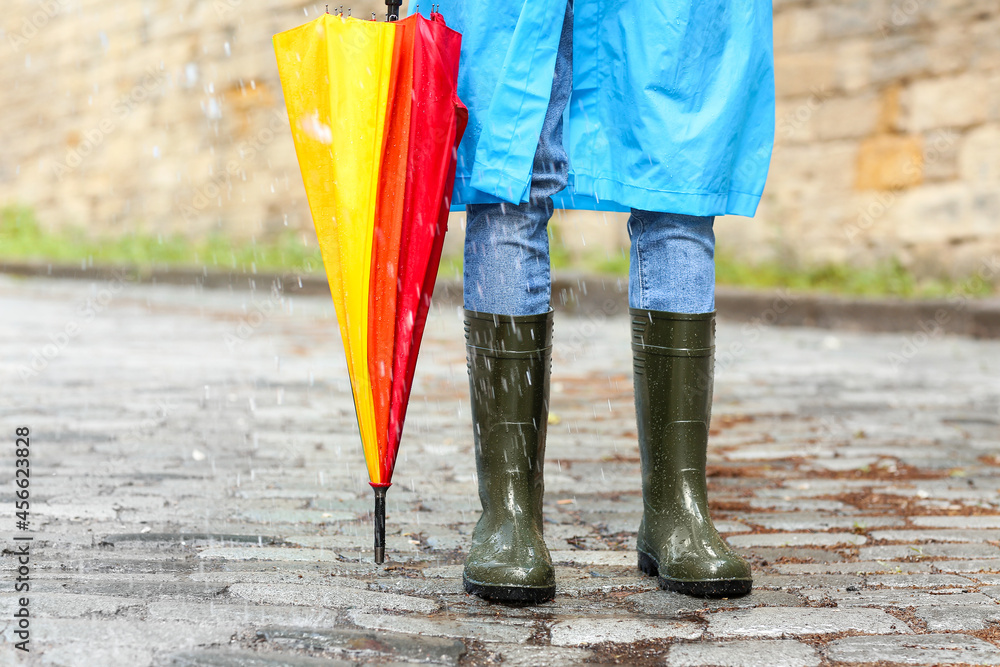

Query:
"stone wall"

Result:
[[724, 0, 1000, 279], [2, 0, 999, 278]]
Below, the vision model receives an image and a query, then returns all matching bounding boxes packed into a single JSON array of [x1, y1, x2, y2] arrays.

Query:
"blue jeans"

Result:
[[463, 0, 716, 316]]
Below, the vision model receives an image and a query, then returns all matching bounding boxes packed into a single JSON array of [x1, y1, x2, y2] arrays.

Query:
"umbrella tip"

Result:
[[372, 485, 388, 565]]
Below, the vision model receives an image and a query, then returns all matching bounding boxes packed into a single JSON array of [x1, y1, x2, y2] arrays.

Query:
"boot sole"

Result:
[[638, 550, 752, 599], [463, 574, 555, 604]]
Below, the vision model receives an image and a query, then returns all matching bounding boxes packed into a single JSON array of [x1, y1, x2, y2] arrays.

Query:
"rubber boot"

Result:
[[631, 308, 753, 598], [462, 309, 555, 604]]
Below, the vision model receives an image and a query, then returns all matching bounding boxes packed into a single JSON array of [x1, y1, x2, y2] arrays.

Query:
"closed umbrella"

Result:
[[274, 7, 466, 563]]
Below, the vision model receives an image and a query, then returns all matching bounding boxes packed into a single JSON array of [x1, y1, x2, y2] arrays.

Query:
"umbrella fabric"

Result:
[[274, 12, 466, 488]]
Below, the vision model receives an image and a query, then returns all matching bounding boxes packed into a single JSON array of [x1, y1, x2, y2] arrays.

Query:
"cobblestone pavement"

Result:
[[2, 275, 1000, 666]]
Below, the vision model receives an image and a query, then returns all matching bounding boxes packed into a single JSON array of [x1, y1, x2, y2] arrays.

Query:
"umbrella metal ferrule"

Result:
[[373, 485, 388, 564], [386, 0, 402, 21]]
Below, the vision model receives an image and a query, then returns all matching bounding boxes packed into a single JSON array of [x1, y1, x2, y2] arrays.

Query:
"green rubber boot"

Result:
[[631, 308, 753, 598], [462, 309, 555, 604]]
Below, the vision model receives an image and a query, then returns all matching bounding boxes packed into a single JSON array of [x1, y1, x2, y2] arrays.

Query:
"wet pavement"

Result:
[[1, 274, 999, 666]]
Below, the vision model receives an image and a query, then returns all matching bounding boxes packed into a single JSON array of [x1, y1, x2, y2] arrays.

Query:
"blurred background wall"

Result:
[[1, 0, 998, 277]]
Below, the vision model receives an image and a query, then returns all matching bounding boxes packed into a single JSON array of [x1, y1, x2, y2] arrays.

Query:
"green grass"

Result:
[[571, 249, 995, 299], [0, 205, 322, 274], [712, 252, 995, 299], [1, 205, 995, 299]]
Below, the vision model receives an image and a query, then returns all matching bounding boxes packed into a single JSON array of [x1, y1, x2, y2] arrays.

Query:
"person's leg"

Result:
[[462, 0, 573, 604], [462, 0, 573, 316], [626, 209, 716, 313], [627, 209, 753, 598]]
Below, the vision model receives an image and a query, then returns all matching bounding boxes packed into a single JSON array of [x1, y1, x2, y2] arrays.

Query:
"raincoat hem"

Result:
[[467, 163, 532, 205], [571, 172, 762, 217], [449, 177, 762, 217]]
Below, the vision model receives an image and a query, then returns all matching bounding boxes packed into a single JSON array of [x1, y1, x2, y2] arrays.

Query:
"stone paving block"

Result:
[[707, 607, 911, 638], [495, 646, 595, 667], [910, 515, 1000, 528], [34, 502, 119, 521], [917, 604, 1000, 630], [714, 521, 752, 534], [931, 558, 1000, 573], [147, 600, 339, 625], [802, 588, 994, 607], [866, 573, 976, 588], [741, 513, 901, 531], [8, 618, 233, 667], [228, 582, 440, 613], [860, 542, 1000, 560], [189, 561, 378, 580], [198, 546, 345, 562], [285, 534, 421, 552], [825, 633, 1000, 665], [349, 610, 533, 643], [168, 650, 356, 666], [753, 481, 892, 498], [421, 565, 464, 578], [742, 546, 846, 563], [255, 626, 465, 664], [727, 532, 867, 548], [970, 573, 1000, 585], [365, 577, 464, 597], [774, 561, 932, 575], [34, 578, 229, 600], [236, 509, 357, 524], [236, 488, 357, 501], [808, 456, 882, 472], [559, 576, 660, 597], [549, 617, 702, 646], [549, 550, 635, 566], [869, 528, 1000, 543], [747, 498, 854, 512], [629, 589, 805, 616], [982, 585, 1000, 600], [102, 532, 286, 546], [0, 592, 144, 618], [667, 639, 821, 667], [752, 574, 863, 590]]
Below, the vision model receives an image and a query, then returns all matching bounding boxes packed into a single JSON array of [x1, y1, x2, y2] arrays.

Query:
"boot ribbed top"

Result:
[[465, 309, 553, 358], [630, 308, 714, 358]]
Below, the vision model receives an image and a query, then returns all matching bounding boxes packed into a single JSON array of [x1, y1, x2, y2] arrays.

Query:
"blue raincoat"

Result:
[[411, 0, 774, 217]]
